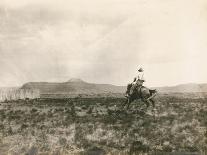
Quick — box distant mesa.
[67,78,85,83]
[20,78,125,96]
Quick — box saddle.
[129,84,156,96]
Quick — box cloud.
[0,0,207,86]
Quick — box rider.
[125,67,145,97]
[135,67,145,85]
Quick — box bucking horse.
[124,85,157,109]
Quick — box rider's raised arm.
[133,77,137,82]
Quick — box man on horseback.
[124,67,157,110]
[126,67,145,97]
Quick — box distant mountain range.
[20,79,207,95]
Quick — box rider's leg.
[129,84,136,95]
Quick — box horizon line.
[0,79,206,88]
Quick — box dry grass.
[0,95,206,155]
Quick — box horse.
[124,85,157,109]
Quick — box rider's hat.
[138,67,144,72]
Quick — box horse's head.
[149,89,157,94]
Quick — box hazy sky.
[0,0,207,87]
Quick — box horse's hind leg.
[142,99,150,108]
[150,98,155,108]
[126,99,131,110]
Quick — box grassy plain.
[0,93,206,155]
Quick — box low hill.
[155,83,207,93]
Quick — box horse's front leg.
[126,102,131,110]
[122,97,129,109]
[124,97,133,110]
[126,97,131,109]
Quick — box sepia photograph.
[0,0,206,154]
